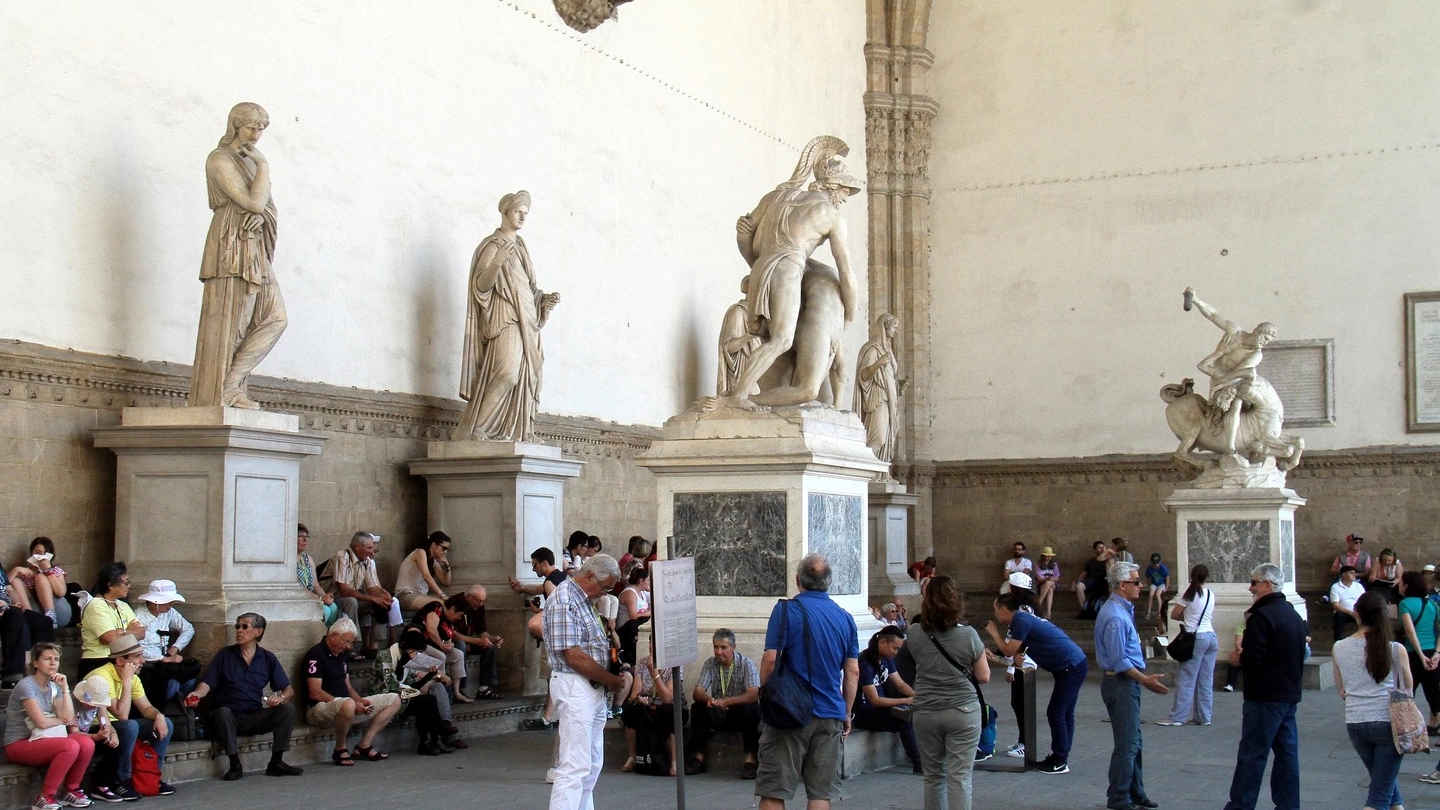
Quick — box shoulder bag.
[1168,589,1210,663]
[758,598,815,729]
[1390,641,1431,754]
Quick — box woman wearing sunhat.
[1034,548,1060,620]
[134,580,200,703]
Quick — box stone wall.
[932,448,1440,599]
[0,340,659,591]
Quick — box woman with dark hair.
[852,626,921,773]
[8,537,75,628]
[78,563,142,678]
[1332,591,1411,810]
[1158,564,1217,726]
[910,574,989,809]
[1398,569,1440,734]
[394,532,452,611]
[1368,547,1404,604]
[617,566,652,666]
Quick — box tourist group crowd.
[0,528,504,810]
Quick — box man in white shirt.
[1003,542,1034,592]
[134,579,200,702]
[1329,565,1364,642]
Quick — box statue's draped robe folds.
[189,149,286,407]
[717,301,752,397]
[854,339,898,462]
[743,188,808,326]
[456,232,545,441]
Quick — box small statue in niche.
[706,136,860,411]
[453,191,560,442]
[716,276,760,397]
[189,102,287,409]
[1160,288,1303,475]
[854,313,908,464]
[553,0,632,32]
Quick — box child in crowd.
[1145,553,1170,620]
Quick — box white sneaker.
[1155,720,1183,726]
[1221,685,1234,693]
[32,797,61,810]
[1004,743,1025,758]
[1420,770,1440,785]
[546,768,557,784]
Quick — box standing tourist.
[1332,591,1412,810]
[1095,561,1167,810]
[1398,571,1440,737]
[755,554,859,810]
[910,575,988,810]
[1222,564,1307,810]
[543,555,626,810]
[189,102,286,409]
[1158,565,1217,726]
[985,590,1087,773]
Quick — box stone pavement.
[156,676,1440,810]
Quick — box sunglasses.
[235,623,257,630]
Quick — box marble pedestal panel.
[637,407,889,661]
[409,441,583,695]
[1163,485,1307,659]
[92,407,327,669]
[869,480,919,599]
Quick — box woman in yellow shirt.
[78,564,143,678]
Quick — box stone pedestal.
[869,480,919,600]
[637,406,890,659]
[408,440,583,695]
[1163,484,1308,658]
[92,407,327,668]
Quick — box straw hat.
[73,674,112,708]
[107,633,143,658]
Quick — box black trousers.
[211,703,296,757]
[688,701,760,755]
[0,607,53,677]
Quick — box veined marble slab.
[808,493,862,595]
[672,492,787,597]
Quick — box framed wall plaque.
[1405,291,1440,432]
[1264,339,1334,428]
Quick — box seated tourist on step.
[386,636,467,750]
[622,643,685,775]
[853,625,922,773]
[7,537,75,628]
[1072,540,1111,616]
[685,628,761,778]
[451,587,504,700]
[406,598,470,704]
[371,642,455,756]
[78,563,142,679]
[304,618,402,766]
[0,566,55,688]
[296,524,340,626]
[86,633,175,801]
[4,642,96,810]
[394,531,454,612]
[133,580,200,703]
[184,612,303,781]
[328,532,403,657]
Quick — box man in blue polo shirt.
[986,590,1088,774]
[1095,561,1168,810]
[756,553,859,810]
[185,612,303,781]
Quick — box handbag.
[1168,589,1211,662]
[758,599,815,729]
[1390,642,1431,754]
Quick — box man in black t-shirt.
[303,618,402,763]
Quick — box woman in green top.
[1398,570,1440,732]
[909,575,990,810]
[78,563,142,678]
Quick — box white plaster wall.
[927,2,1440,459]
[0,0,867,426]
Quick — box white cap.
[1008,571,1034,591]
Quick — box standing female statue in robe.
[453,191,560,442]
[854,313,902,463]
[189,102,287,409]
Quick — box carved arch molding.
[865,0,936,553]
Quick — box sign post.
[650,557,698,810]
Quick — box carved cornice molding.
[0,340,658,458]
[933,447,1440,488]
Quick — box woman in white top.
[1332,591,1412,810]
[1158,564,1217,726]
[394,532,453,611]
[617,567,652,666]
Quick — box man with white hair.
[543,554,627,810]
[303,617,402,765]
[1095,560,1167,810]
[329,532,402,656]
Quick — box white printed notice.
[1416,298,1440,425]
[650,558,699,670]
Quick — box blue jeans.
[1101,674,1147,808]
[1347,721,1403,809]
[109,717,170,783]
[1168,631,1218,723]
[1047,660,1087,762]
[1223,700,1299,810]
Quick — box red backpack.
[130,741,161,796]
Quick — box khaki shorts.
[753,718,844,802]
[306,692,400,727]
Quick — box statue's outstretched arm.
[1186,288,1237,333]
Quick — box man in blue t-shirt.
[986,591,1089,774]
[757,554,859,810]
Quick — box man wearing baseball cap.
[88,634,174,801]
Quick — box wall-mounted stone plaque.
[672,492,787,597]
[1264,339,1334,428]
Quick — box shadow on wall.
[677,295,703,408]
[408,217,457,399]
[96,141,153,360]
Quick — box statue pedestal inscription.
[637,406,889,654]
[1162,485,1307,661]
[92,407,326,668]
[869,480,919,599]
[409,440,582,695]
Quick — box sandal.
[453,693,475,704]
[475,688,504,700]
[332,748,355,766]
[354,745,389,761]
[621,756,635,773]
